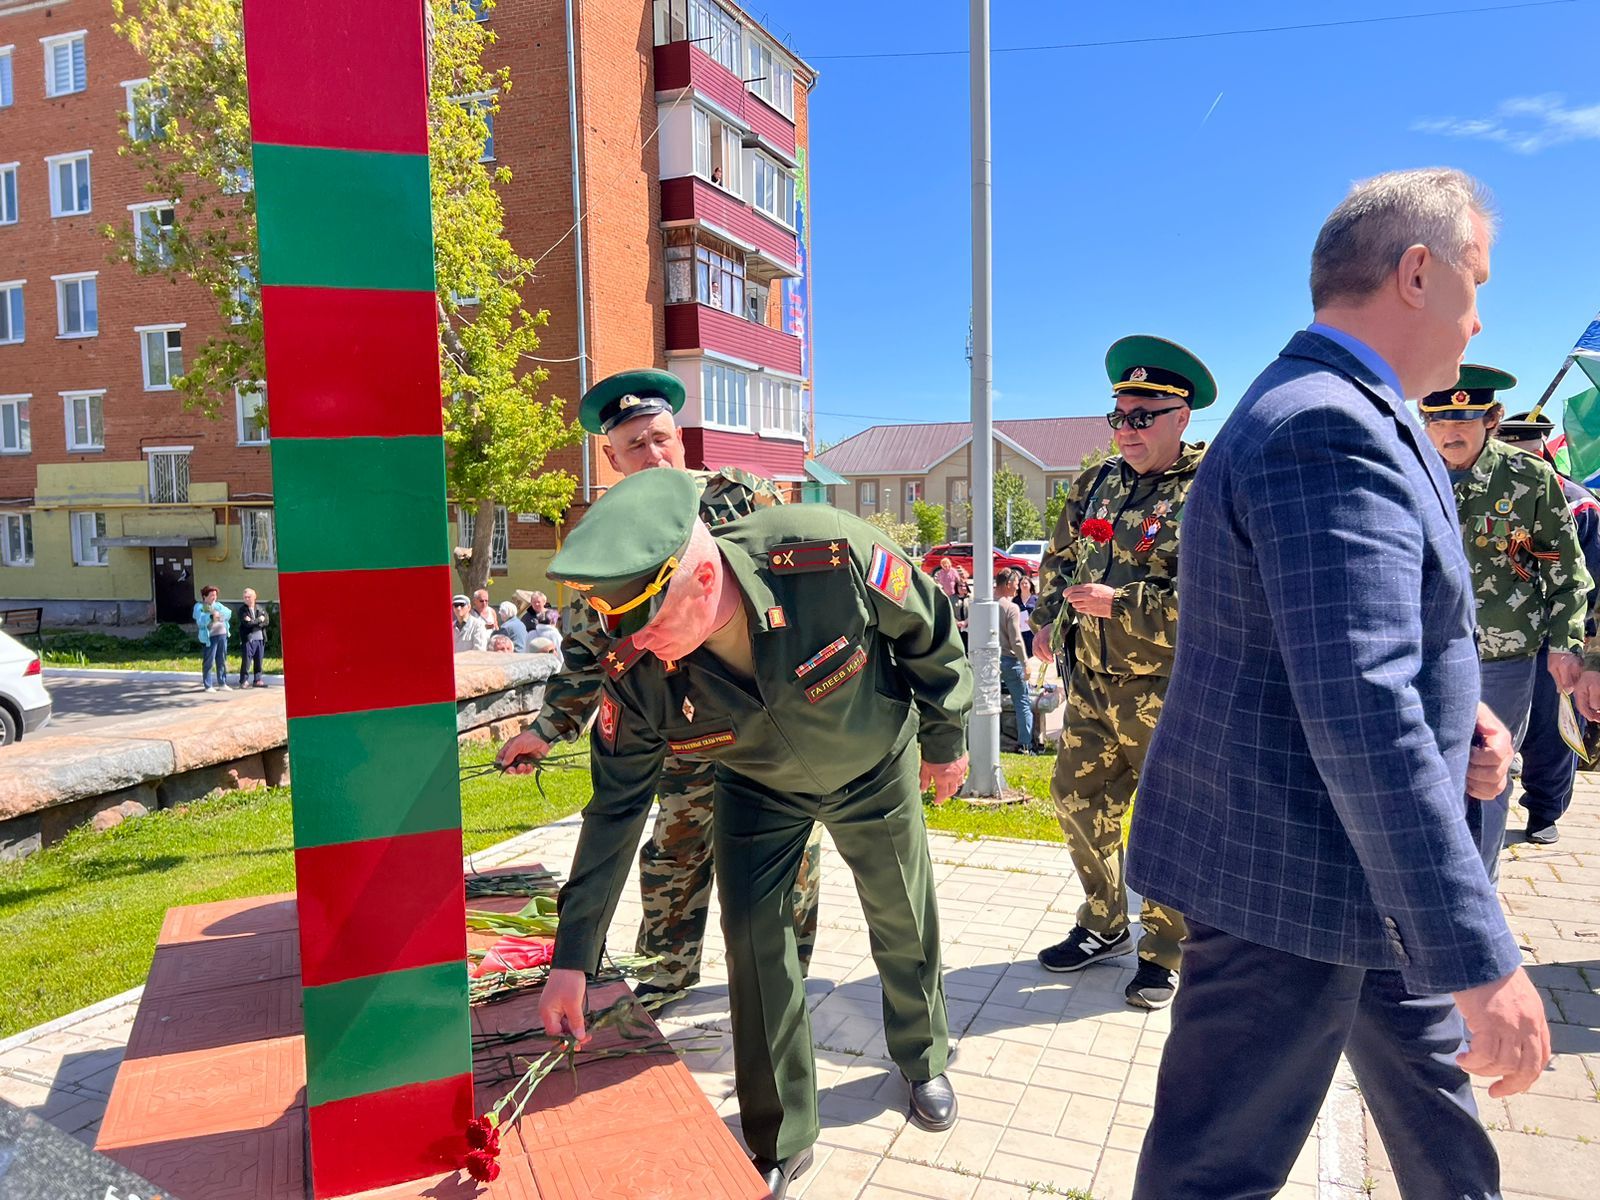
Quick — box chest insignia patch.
[669,727,737,755]
[795,636,851,680]
[1153,500,1171,518]
[597,693,621,752]
[805,646,868,703]
[605,637,647,680]
[1494,497,1513,515]
[767,606,787,628]
[1134,516,1162,554]
[769,540,846,573]
[682,697,695,722]
[866,544,912,606]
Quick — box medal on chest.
[1133,500,1171,554]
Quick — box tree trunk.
[464,496,496,595]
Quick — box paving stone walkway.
[1,779,1596,1199]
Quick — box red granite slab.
[100,1109,306,1200]
[158,893,299,944]
[97,1037,306,1147]
[125,976,302,1061]
[143,928,300,999]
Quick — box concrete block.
[262,746,290,788]
[156,755,267,809]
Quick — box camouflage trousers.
[636,752,823,990]
[1051,669,1187,970]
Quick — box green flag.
[1561,380,1600,486]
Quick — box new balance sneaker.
[1037,926,1132,973]
[1125,959,1178,1010]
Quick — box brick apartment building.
[0,0,816,623]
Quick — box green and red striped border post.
[241,2,472,1194]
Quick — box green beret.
[1106,335,1217,410]
[1418,364,1517,419]
[578,368,686,436]
[548,469,700,634]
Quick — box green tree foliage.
[992,468,1043,546]
[912,498,946,550]
[1044,480,1069,536]
[109,0,580,591]
[864,511,918,555]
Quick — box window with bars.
[147,449,190,504]
[71,511,107,566]
[55,274,97,337]
[139,326,183,389]
[1,396,31,453]
[42,32,86,98]
[1,513,32,567]
[48,152,91,217]
[64,391,103,451]
[0,163,16,224]
[459,505,510,569]
[237,383,268,445]
[0,281,21,344]
[132,203,176,267]
[242,509,276,568]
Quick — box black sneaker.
[1526,821,1560,845]
[1037,926,1132,973]
[1125,960,1177,1010]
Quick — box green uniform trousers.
[713,734,948,1162]
[1051,669,1187,970]
[636,751,823,990]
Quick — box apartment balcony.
[665,303,803,376]
[654,39,797,162]
[660,176,800,280]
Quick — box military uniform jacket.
[531,467,785,744]
[1452,438,1589,662]
[552,504,974,972]
[1033,443,1205,677]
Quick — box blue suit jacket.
[1127,331,1522,996]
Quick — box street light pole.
[963,0,1004,797]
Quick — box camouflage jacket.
[1451,438,1589,662]
[1033,442,1205,678]
[530,466,785,743]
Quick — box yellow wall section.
[7,510,156,601]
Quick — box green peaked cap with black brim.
[548,468,701,636]
[1105,335,1217,410]
[1497,407,1554,442]
[578,368,686,436]
[1418,364,1518,420]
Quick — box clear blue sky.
[759,0,1600,447]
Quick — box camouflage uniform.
[529,467,824,990]
[1033,443,1205,970]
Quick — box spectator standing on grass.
[496,602,527,652]
[194,587,231,692]
[237,588,270,689]
[453,594,489,653]
[994,569,1036,754]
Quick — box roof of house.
[816,417,1112,476]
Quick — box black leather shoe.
[905,1072,958,1131]
[751,1148,813,1199]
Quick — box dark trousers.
[1134,922,1499,1200]
[239,638,265,684]
[1470,654,1537,883]
[714,734,948,1162]
[1521,644,1580,828]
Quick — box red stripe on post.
[296,828,467,987]
[243,0,429,156]
[262,287,445,440]
[308,1073,475,1197]
[279,566,456,720]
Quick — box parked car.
[0,630,52,745]
[1005,540,1047,571]
[920,542,1038,579]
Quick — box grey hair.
[1310,168,1497,310]
[498,601,518,619]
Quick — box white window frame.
[41,31,87,98]
[700,361,750,432]
[458,505,510,570]
[242,508,277,568]
[757,375,804,440]
[691,106,742,194]
[70,511,108,567]
[0,279,22,345]
[0,394,30,454]
[52,271,98,338]
[46,150,92,217]
[748,151,796,229]
[236,381,268,445]
[687,1,740,74]
[0,46,14,109]
[137,323,185,391]
[859,481,878,511]
[122,78,167,140]
[129,200,177,268]
[0,162,17,224]
[1,512,32,567]
[456,91,496,162]
[62,390,105,452]
[144,444,192,504]
[746,37,795,120]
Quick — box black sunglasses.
[1107,405,1185,431]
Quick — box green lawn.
[40,626,286,676]
[0,744,1063,1039]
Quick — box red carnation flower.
[465,1117,499,1152]
[1080,518,1115,545]
[466,1150,502,1183]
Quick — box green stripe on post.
[289,703,463,850]
[302,960,471,1107]
[255,143,435,292]
[271,436,450,573]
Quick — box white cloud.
[1413,94,1600,154]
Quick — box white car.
[0,630,52,745]
[1006,540,1047,570]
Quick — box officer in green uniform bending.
[1419,365,1590,881]
[1031,336,1213,1011]
[525,468,972,1198]
[497,368,823,1008]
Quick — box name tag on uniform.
[805,646,868,703]
[669,726,738,755]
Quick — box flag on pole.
[1548,432,1574,477]
[1557,315,1600,485]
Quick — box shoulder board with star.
[767,539,848,574]
[604,636,649,680]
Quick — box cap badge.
[1129,366,1148,382]
[1451,390,1470,406]
[619,394,644,409]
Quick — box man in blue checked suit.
[1127,168,1550,1200]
